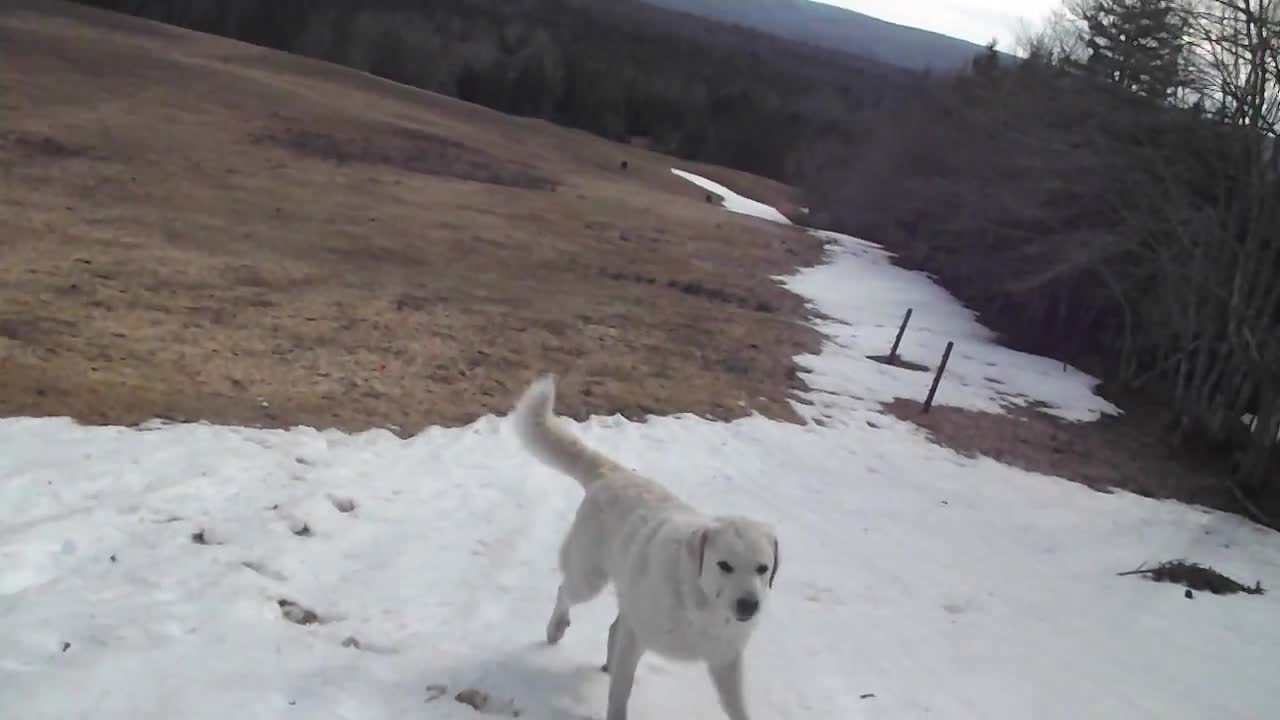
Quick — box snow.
[780,229,1121,424]
[671,168,794,225]
[2,173,1279,720]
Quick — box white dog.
[509,375,779,720]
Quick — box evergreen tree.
[1077,0,1186,100]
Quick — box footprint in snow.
[190,528,228,546]
[241,560,287,582]
[328,494,357,514]
[340,635,397,655]
[277,598,330,626]
[446,687,522,717]
[269,506,315,538]
[942,598,980,615]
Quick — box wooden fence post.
[923,341,954,413]
[889,308,913,363]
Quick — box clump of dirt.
[190,529,224,545]
[445,681,514,712]
[1118,560,1266,596]
[277,598,323,625]
[454,688,489,711]
[0,130,90,159]
[250,124,556,191]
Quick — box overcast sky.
[818,0,1060,49]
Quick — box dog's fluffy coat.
[510,375,779,720]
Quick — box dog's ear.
[689,526,710,575]
[768,535,779,588]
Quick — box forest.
[807,0,1280,516]
[70,0,918,180]
[72,0,1279,517]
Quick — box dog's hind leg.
[546,519,607,645]
[546,568,606,644]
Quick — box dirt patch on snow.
[882,396,1276,526]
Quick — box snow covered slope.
[1,171,1277,720]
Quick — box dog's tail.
[510,374,622,489]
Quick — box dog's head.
[689,516,779,624]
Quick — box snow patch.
[671,167,793,224]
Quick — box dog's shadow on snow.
[446,641,605,719]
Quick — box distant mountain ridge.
[638,0,1006,71]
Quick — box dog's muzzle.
[734,594,759,621]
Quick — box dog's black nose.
[734,595,759,620]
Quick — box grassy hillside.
[65,0,921,183]
[0,0,824,433]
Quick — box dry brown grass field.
[0,0,824,434]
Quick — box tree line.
[806,0,1279,516]
[71,0,918,180]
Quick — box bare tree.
[826,0,1280,511]
[1182,0,1280,133]
[1098,0,1280,501]
[1014,7,1089,64]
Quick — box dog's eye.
[756,564,769,575]
[716,561,734,574]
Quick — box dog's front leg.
[708,654,751,720]
[601,613,621,673]
[605,618,641,720]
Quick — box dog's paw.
[546,613,570,644]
